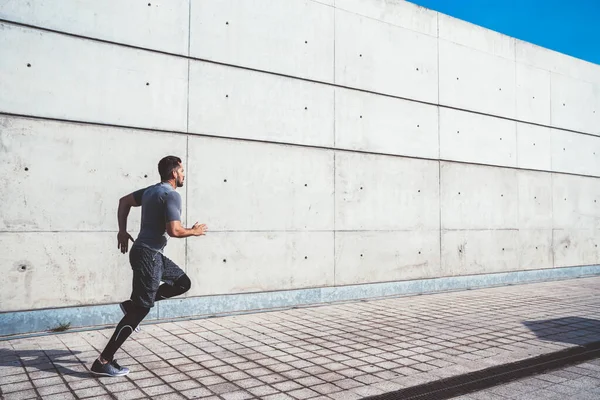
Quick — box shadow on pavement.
[0,348,91,378]
[523,316,600,345]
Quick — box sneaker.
[119,300,141,332]
[90,358,130,377]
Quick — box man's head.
[158,156,184,187]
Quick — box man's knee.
[175,274,191,293]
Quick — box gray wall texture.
[1,0,600,335]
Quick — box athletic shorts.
[129,245,185,308]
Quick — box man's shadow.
[0,348,91,378]
[523,317,600,345]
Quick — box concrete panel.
[438,14,515,60]
[439,108,517,167]
[334,0,438,36]
[441,163,517,230]
[334,231,441,285]
[0,0,189,55]
[0,232,183,312]
[0,116,187,231]
[335,88,438,159]
[439,39,516,119]
[516,123,552,171]
[554,229,600,267]
[552,174,600,230]
[516,39,600,85]
[518,230,553,270]
[189,0,334,82]
[335,152,439,231]
[188,61,334,147]
[441,230,520,276]
[551,129,600,177]
[517,170,553,230]
[186,232,334,296]
[187,137,334,231]
[335,9,438,103]
[551,73,600,135]
[516,63,551,125]
[0,23,188,131]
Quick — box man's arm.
[117,190,144,254]
[164,191,207,238]
[166,220,207,238]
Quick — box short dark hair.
[158,156,182,181]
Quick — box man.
[91,155,207,376]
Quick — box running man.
[91,155,207,376]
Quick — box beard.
[177,178,184,187]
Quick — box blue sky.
[408,0,600,65]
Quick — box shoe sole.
[90,370,130,377]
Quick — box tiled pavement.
[2,276,600,400]
[452,357,600,399]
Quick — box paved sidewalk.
[2,276,600,400]
[453,357,600,399]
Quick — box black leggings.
[100,274,191,362]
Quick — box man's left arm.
[117,189,144,254]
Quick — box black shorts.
[129,245,185,308]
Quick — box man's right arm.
[164,191,207,238]
[166,220,207,238]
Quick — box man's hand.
[117,231,135,254]
[192,222,208,236]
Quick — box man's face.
[175,163,185,187]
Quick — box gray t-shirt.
[131,182,182,252]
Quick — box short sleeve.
[132,187,147,205]
[165,191,182,222]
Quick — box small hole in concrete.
[533,143,536,146]
[456,77,459,80]
[533,96,535,99]
[224,179,227,182]
[536,247,538,249]
[226,21,229,25]
[534,196,537,199]
[305,40,308,44]
[418,190,421,193]
[226,94,229,98]
[20,265,26,271]
[360,115,362,119]
[360,187,363,190]
[499,88,502,91]
[500,138,503,141]
[24,167,29,171]
[417,124,420,128]
[27,63,31,67]
[457,130,460,134]
[304,183,307,187]
[418,251,421,254]
[501,194,504,197]
[304,106,308,110]
[565,246,568,248]
[416,67,419,71]
[305,256,308,260]
[458,192,461,195]
[563,103,565,106]
[359,54,362,57]
[502,248,505,251]
[223,259,227,263]
[360,254,363,257]
[144,174,148,178]
[146,82,150,86]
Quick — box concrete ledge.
[2,265,599,337]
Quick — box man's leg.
[91,246,160,376]
[155,254,191,301]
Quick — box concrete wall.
[1,0,600,333]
